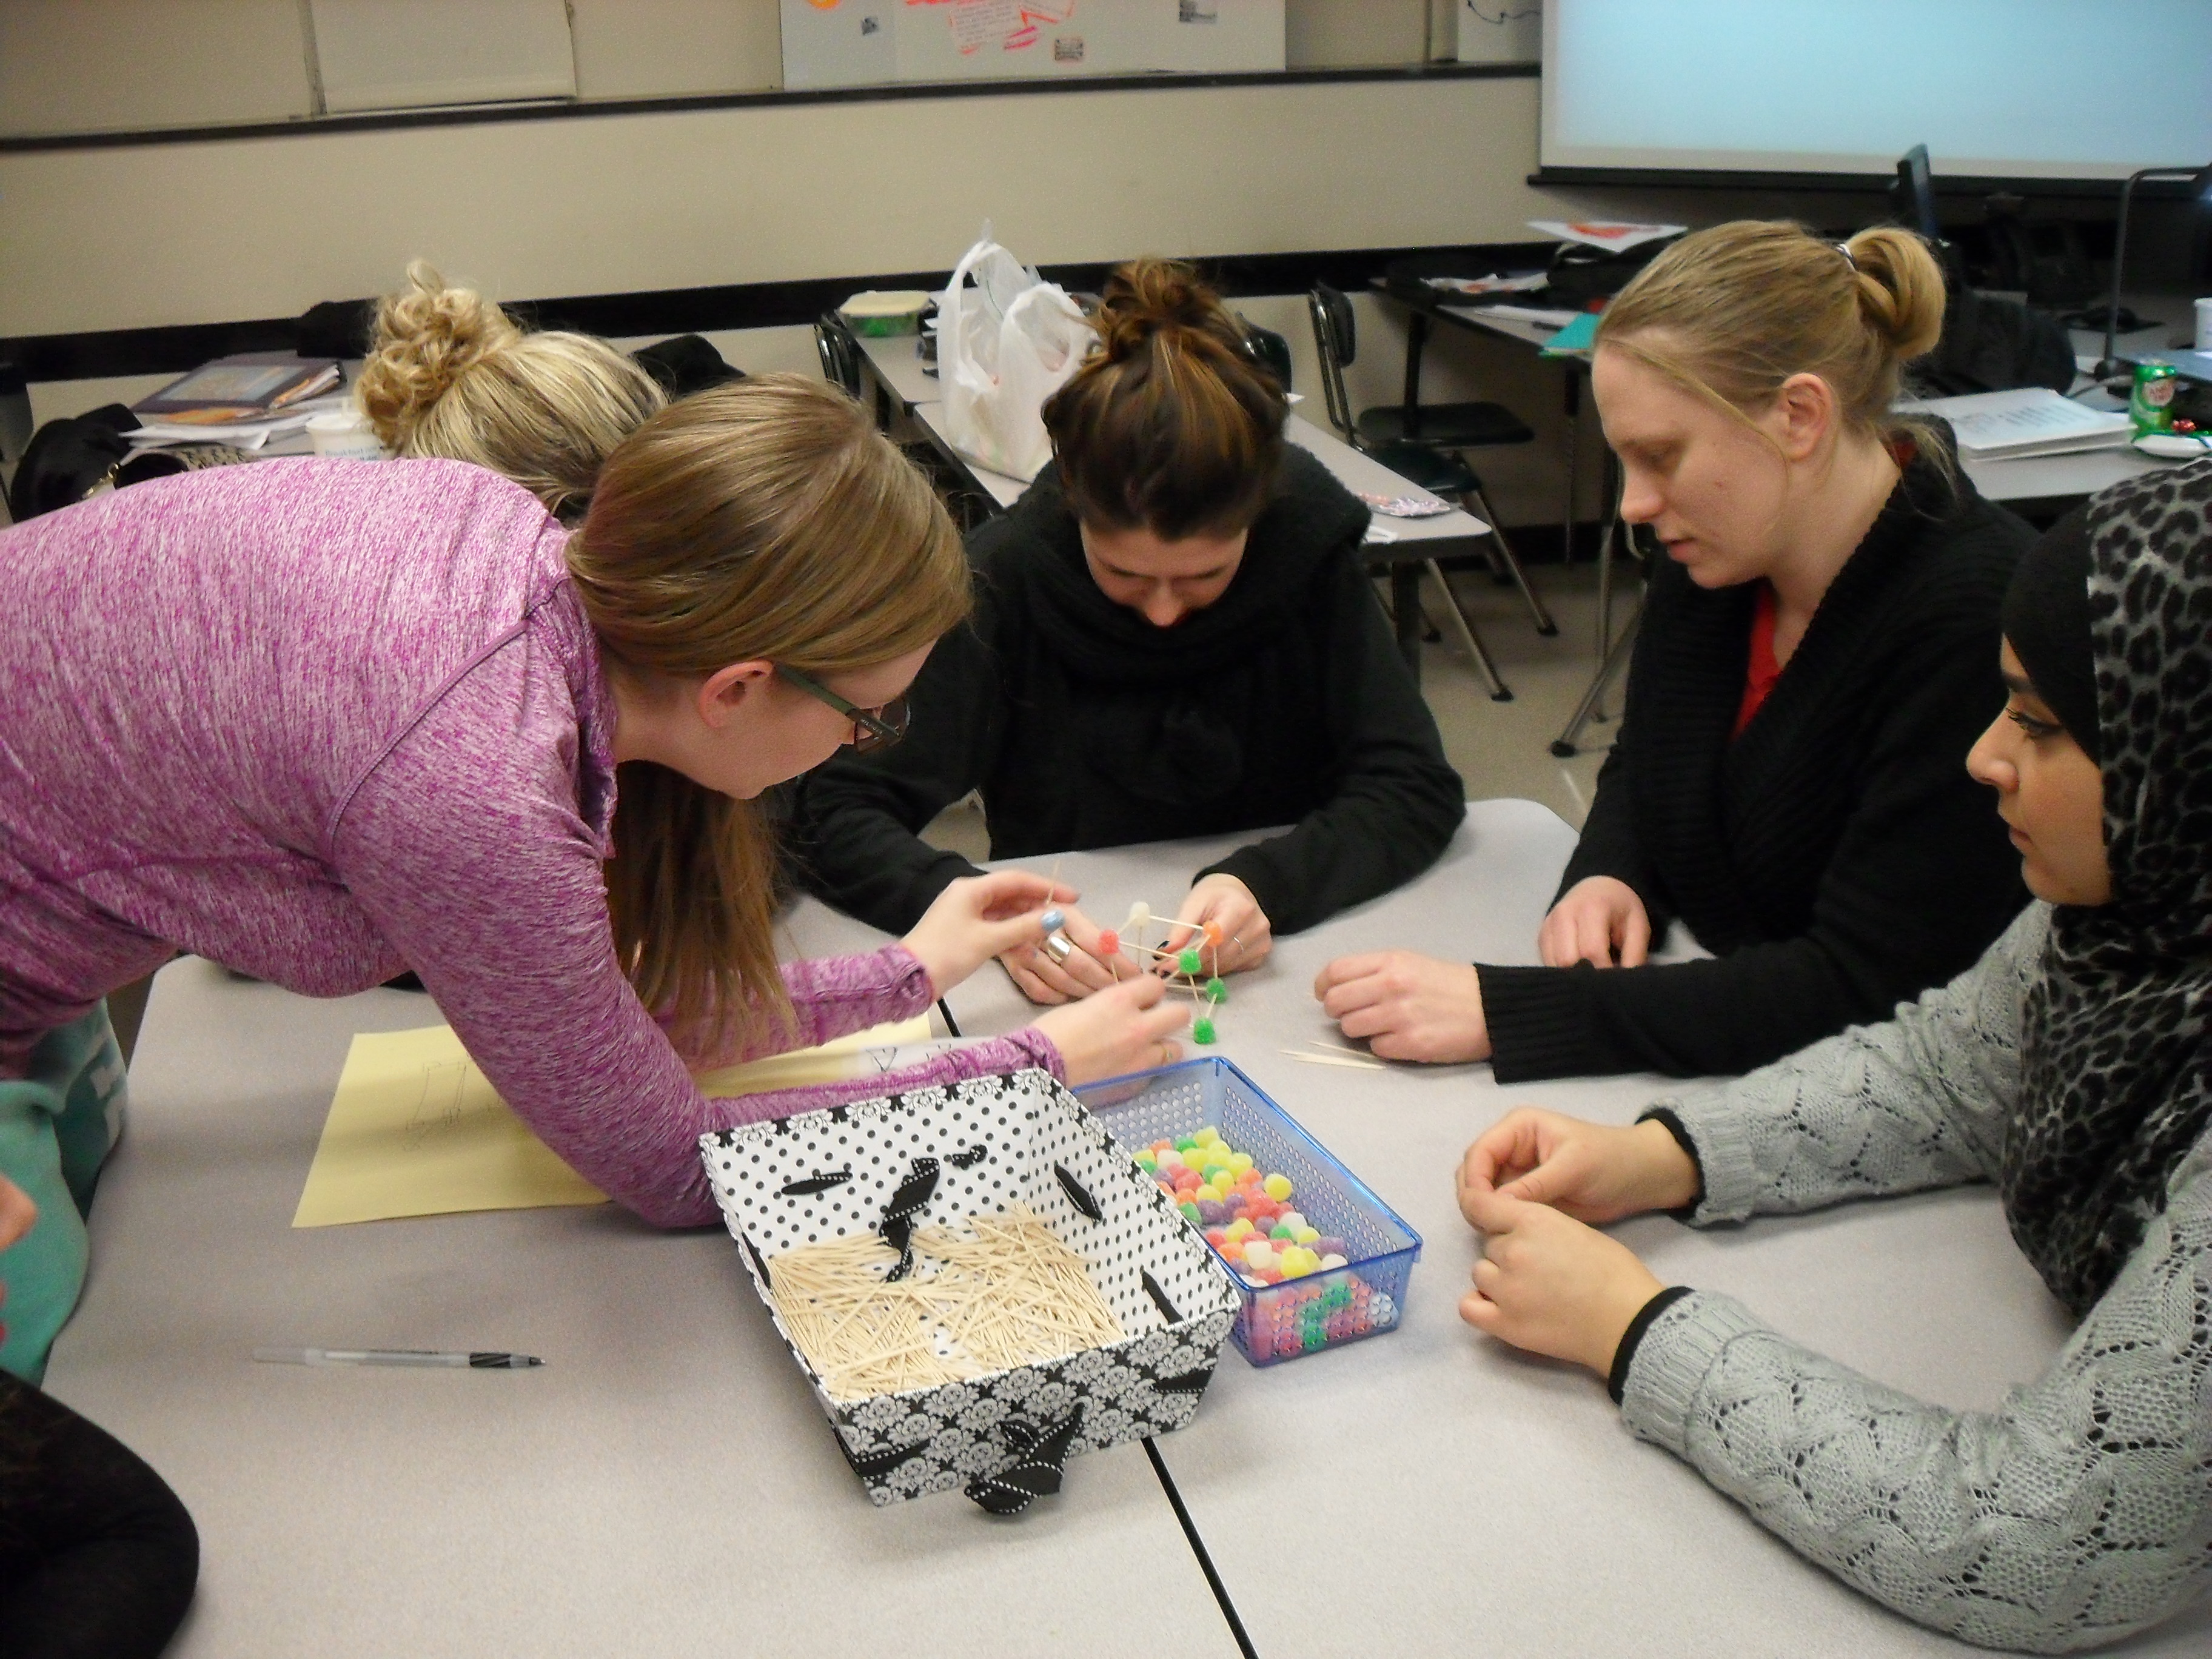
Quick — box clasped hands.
[1454,1108,1698,1379]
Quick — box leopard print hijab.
[2001,457,2212,1315]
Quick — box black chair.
[1238,316,1295,392]
[1308,282,1557,640]
[813,313,864,399]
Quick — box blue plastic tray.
[1078,1057,1421,1366]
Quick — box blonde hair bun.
[358,261,523,452]
[1842,226,1946,361]
[354,260,665,518]
[1597,220,1951,446]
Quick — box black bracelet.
[1608,1284,1695,1404]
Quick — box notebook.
[134,354,341,424]
[1895,388,2133,460]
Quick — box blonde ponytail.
[569,375,969,1053]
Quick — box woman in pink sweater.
[0,376,1185,1364]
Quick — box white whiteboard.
[782,0,1284,91]
[1456,1,1541,65]
[1542,0,2212,181]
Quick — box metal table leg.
[1560,368,1581,565]
[1390,563,1423,679]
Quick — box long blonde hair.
[568,375,969,1052]
[357,261,665,519]
[1595,221,1948,460]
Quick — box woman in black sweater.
[1318,221,2031,1081]
[797,260,1464,1002]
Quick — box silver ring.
[1043,931,1074,965]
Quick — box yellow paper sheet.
[293,1016,938,1227]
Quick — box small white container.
[305,409,385,460]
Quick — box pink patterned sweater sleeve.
[330,637,1059,1230]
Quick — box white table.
[44,963,1244,1657]
[933,801,2211,1655]
[856,332,942,420]
[53,800,2210,1655]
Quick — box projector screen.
[1541,0,2212,184]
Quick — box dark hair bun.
[1044,256,1287,539]
[1094,257,1234,361]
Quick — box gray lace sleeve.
[1620,1133,2212,1652]
[1651,904,2049,1224]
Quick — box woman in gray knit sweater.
[1454,459,2212,1652]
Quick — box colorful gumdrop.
[1177,947,1203,975]
[1192,1016,1217,1044]
[1096,928,1120,956]
[1204,976,1227,1004]
[1201,921,1223,947]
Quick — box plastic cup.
[306,410,386,460]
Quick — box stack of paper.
[1529,220,1686,252]
[1897,389,2133,460]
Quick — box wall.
[2,0,1941,532]
[0,0,1456,139]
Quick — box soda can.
[2130,362,2179,435]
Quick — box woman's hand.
[1538,876,1652,969]
[1158,874,1271,978]
[0,1173,38,1350]
[1456,1181,1665,1376]
[1031,974,1191,1084]
[1460,1109,1700,1225]
[902,871,1074,996]
[998,903,1138,1005]
[1312,950,1490,1062]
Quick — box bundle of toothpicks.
[768,1204,1123,1400]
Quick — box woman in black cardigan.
[1317,221,2031,1081]
[796,260,1464,1002]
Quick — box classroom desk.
[52,802,2212,1655]
[42,966,1245,1657]
[856,331,940,421]
[908,403,1510,691]
[930,800,2212,1657]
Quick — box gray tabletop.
[856,332,940,415]
[935,801,2211,1655]
[44,969,1242,1657]
[45,799,2210,1654]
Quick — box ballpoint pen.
[253,1346,542,1369]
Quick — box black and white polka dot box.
[700,1068,1242,1512]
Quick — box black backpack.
[1918,288,2076,396]
[7,404,136,522]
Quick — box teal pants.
[0,1003,126,1383]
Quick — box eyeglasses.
[775,665,911,754]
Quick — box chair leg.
[1463,481,1558,637]
[1551,597,1640,756]
[1423,560,1512,702]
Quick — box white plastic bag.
[936,230,1093,482]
